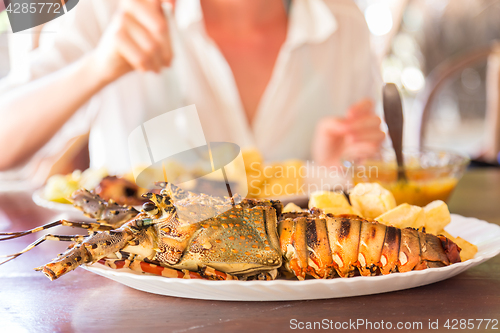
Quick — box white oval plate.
[32,189,144,222]
[32,189,96,221]
[82,214,500,301]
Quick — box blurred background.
[355,0,500,166]
[1,0,500,166]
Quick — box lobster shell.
[279,212,461,280]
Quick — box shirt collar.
[287,0,338,48]
[174,0,338,47]
[174,0,203,30]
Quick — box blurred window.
[415,0,500,157]
[359,0,500,158]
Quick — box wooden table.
[0,169,499,333]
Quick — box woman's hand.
[312,99,385,166]
[92,0,173,83]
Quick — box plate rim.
[32,188,74,211]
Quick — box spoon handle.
[383,83,407,182]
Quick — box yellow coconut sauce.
[381,177,458,206]
[354,163,459,206]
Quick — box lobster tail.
[438,235,462,264]
[279,211,462,279]
[326,217,362,277]
[380,226,401,275]
[306,217,334,279]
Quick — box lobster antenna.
[0,220,113,241]
[0,234,86,266]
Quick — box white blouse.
[0,0,381,177]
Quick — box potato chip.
[349,182,397,219]
[375,203,425,229]
[309,191,360,216]
[423,200,451,235]
[283,203,303,213]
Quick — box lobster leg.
[70,189,140,227]
[36,227,137,280]
[98,252,238,280]
[0,220,114,241]
[0,234,86,265]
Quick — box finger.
[345,115,382,133]
[155,0,173,65]
[159,17,173,66]
[125,0,168,41]
[343,142,381,160]
[318,117,349,137]
[348,129,385,144]
[346,99,374,119]
[116,27,153,72]
[128,0,172,66]
[124,13,163,72]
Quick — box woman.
[0,0,384,176]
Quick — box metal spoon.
[383,83,408,183]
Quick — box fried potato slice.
[349,183,397,219]
[441,231,478,261]
[43,173,80,204]
[242,149,266,197]
[423,200,451,235]
[309,191,360,216]
[260,160,304,197]
[44,168,109,204]
[375,203,425,229]
[283,202,303,213]
[243,149,305,198]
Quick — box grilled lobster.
[278,211,460,280]
[0,184,461,281]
